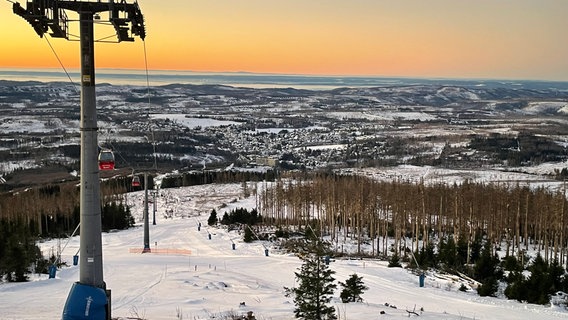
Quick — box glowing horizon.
[1,0,567,81]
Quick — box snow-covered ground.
[1,183,568,319]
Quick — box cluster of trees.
[0,219,48,282]
[0,198,133,283]
[260,173,568,305]
[160,169,276,188]
[285,239,368,319]
[409,239,503,296]
[411,234,483,272]
[0,177,135,282]
[101,202,135,231]
[469,132,566,166]
[0,183,79,236]
[504,254,568,305]
[211,208,262,243]
[423,241,568,304]
[100,139,201,170]
[260,173,568,266]
[0,177,136,238]
[219,208,262,226]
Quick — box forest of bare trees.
[0,177,134,282]
[4,170,567,268]
[259,173,568,268]
[0,168,276,235]
[0,177,130,236]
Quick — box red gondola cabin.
[131,175,141,187]
[98,149,115,170]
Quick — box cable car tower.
[12,1,145,319]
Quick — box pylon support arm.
[13,0,145,41]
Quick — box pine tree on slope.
[207,209,217,226]
[285,240,337,319]
[339,273,368,303]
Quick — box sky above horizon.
[1,0,567,81]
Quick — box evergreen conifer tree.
[439,236,457,270]
[0,219,42,282]
[469,234,483,264]
[221,212,230,225]
[504,270,527,302]
[474,241,502,297]
[243,225,255,243]
[339,273,368,303]
[524,253,562,305]
[285,240,337,319]
[456,235,469,272]
[388,253,402,268]
[411,242,437,270]
[207,209,217,226]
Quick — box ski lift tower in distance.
[12,1,145,319]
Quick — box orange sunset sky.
[1,0,567,81]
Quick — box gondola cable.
[143,39,158,171]
[99,40,154,176]
[35,11,156,177]
[44,36,78,93]
[39,17,118,171]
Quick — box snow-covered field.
[1,183,568,319]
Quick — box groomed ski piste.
[1,180,568,319]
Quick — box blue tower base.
[62,282,108,320]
